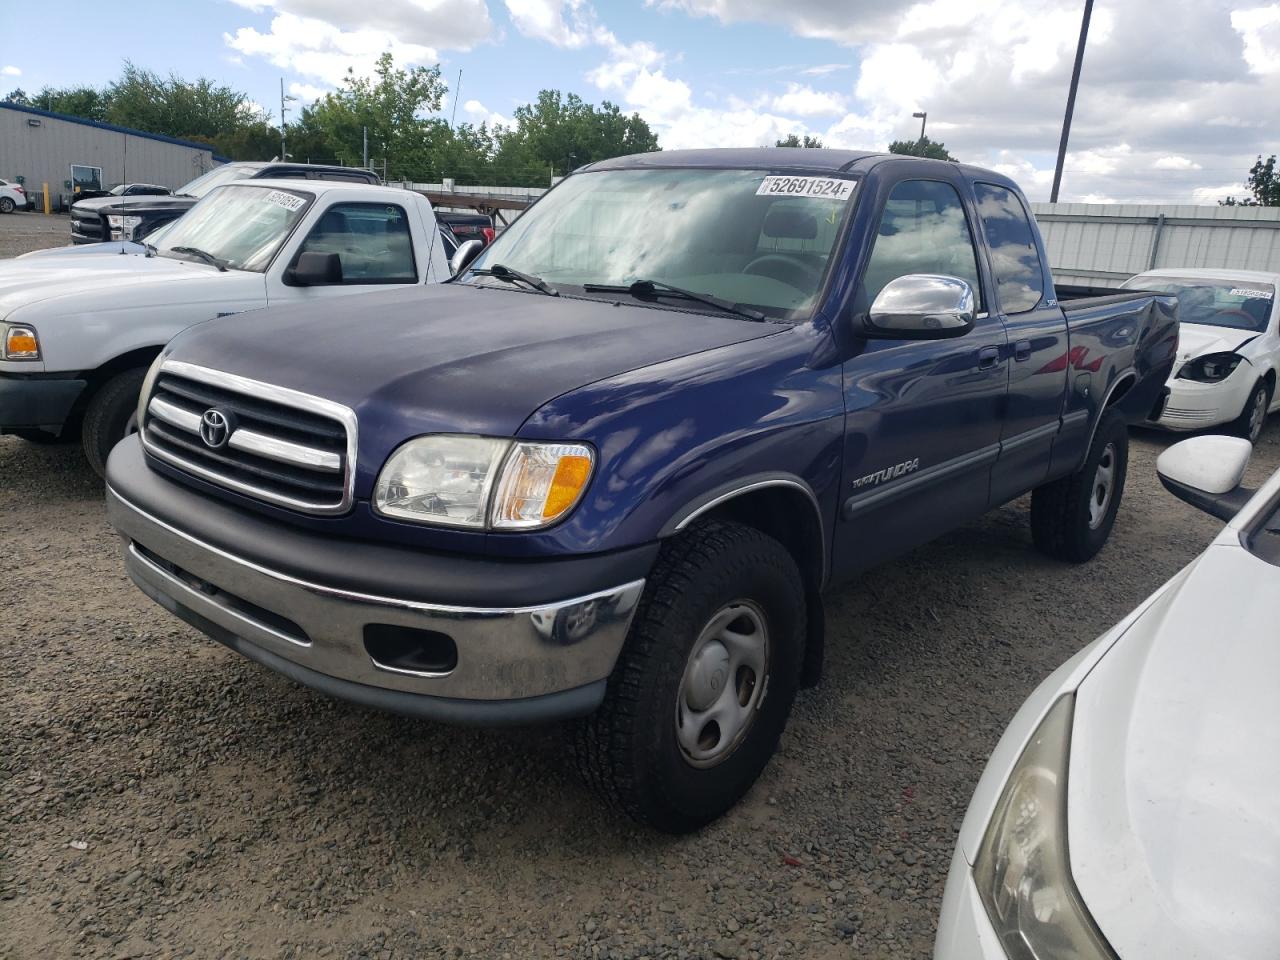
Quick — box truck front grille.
[139,361,356,515]
[71,214,103,238]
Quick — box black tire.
[0,197,13,214]
[569,520,806,833]
[1228,379,1271,443]
[81,368,147,478]
[1031,410,1128,563]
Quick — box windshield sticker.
[263,190,306,211]
[1229,287,1273,300]
[756,176,855,201]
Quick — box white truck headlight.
[973,695,1116,960]
[2,323,41,360]
[106,215,142,228]
[373,436,594,530]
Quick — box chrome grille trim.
[228,428,342,473]
[148,395,201,432]
[140,359,358,515]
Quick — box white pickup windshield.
[155,185,312,273]
[468,168,858,320]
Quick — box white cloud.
[228,0,490,50]
[1,65,20,77]
[463,98,513,128]
[1153,156,1203,171]
[1233,5,1280,74]
[288,82,328,104]
[770,83,845,116]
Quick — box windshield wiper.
[582,279,767,322]
[474,263,558,296]
[170,245,228,272]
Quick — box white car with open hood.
[934,432,1280,960]
[1123,268,1279,441]
[0,179,450,474]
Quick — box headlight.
[106,215,142,228]
[973,695,1116,960]
[1177,351,1243,382]
[373,436,594,530]
[2,323,41,360]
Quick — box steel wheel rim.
[1088,442,1116,530]
[675,601,769,769]
[1248,389,1266,441]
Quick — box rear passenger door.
[973,182,1068,505]
[834,177,1010,577]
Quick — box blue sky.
[4,0,1280,203]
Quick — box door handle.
[1014,339,1032,362]
[978,346,1000,369]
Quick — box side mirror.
[450,238,484,276]
[288,251,343,286]
[1156,435,1254,521]
[864,274,976,340]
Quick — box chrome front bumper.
[107,486,645,723]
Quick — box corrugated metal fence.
[1030,202,1280,286]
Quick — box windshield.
[467,168,858,320]
[155,184,312,272]
[176,163,258,198]
[1129,277,1274,332]
[108,184,127,196]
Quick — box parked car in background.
[436,211,496,245]
[72,182,171,204]
[935,432,1278,960]
[1,180,448,473]
[104,149,1177,832]
[1123,268,1278,441]
[70,161,382,244]
[0,179,29,213]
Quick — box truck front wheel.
[1030,410,1129,562]
[569,520,806,833]
[82,368,147,478]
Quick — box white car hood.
[1067,542,1280,960]
[0,252,217,319]
[1175,323,1259,364]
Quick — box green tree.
[1222,154,1279,207]
[32,84,112,121]
[105,62,265,142]
[4,88,31,105]
[888,136,956,161]
[498,90,659,178]
[775,134,823,148]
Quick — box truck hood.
[168,283,785,449]
[1067,542,1280,960]
[71,195,192,216]
[0,253,230,319]
[1175,323,1257,363]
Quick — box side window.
[862,179,982,309]
[295,202,417,283]
[974,183,1045,314]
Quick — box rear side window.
[974,183,1045,314]
[862,179,983,308]
[295,202,417,283]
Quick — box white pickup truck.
[0,180,449,473]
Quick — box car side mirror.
[1156,435,1255,521]
[864,274,976,340]
[288,251,343,286]
[450,238,484,276]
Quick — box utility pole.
[279,79,296,161]
[913,111,927,144]
[450,69,463,129]
[1050,0,1094,203]
[362,126,368,169]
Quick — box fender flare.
[1079,366,1137,467]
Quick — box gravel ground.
[0,212,72,258]
[3,214,1278,958]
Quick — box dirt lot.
[0,212,72,258]
[3,214,1277,959]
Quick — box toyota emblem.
[199,408,232,449]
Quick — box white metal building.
[0,102,226,209]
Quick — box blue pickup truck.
[104,149,1177,831]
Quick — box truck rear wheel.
[569,520,805,833]
[82,368,147,478]
[1030,410,1128,562]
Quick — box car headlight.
[106,215,142,228]
[973,695,1116,960]
[373,436,594,530]
[1177,351,1244,382]
[2,323,41,360]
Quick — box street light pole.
[912,111,927,144]
[1050,0,1094,203]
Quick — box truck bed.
[1054,284,1158,314]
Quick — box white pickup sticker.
[263,190,306,211]
[1229,287,1273,300]
[756,176,855,201]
